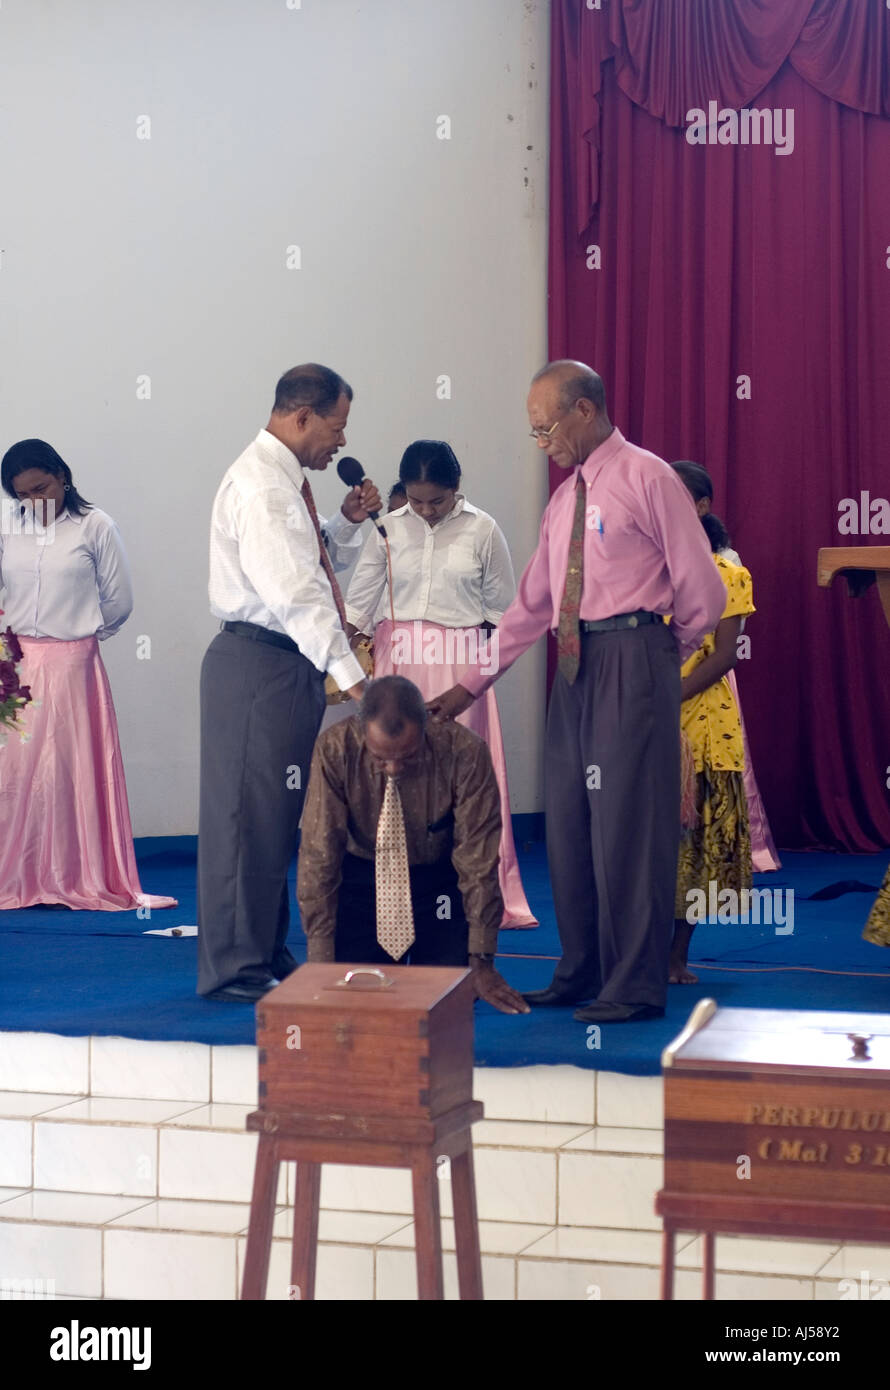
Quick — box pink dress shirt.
[460,428,727,697]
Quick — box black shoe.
[522,987,589,1007]
[572,1001,664,1024]
[271,954,298,981]
[205,976,279,1003]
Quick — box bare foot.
[669,960,699,984]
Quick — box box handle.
[661,997,717,1069]
[335,968,394,990]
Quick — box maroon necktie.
[301,477,347,627]
[556,473,586,684]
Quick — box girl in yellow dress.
[863,870,890,946]
[669,469,756,983]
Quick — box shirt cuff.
[306,935,336,963]
[457,666,489,698]
[327,508,362,542]
[468,923,500,957]
[328,651,365,692]
[345,605,375,632]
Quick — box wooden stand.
[240,963,484,1301]
[656,1000,890,1300]
[241,1101,484,1300]
[659,1194,890,1300]
[817,545,890,627]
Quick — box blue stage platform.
[1,836,888,1076]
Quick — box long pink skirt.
[374,619,537,928]
[725,668,781,872]
[0,636,177,911]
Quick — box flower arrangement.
[0,612,32,746]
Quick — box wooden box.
[255,963,475,1121]
[661,1001,890,1211]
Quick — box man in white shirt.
[197,363,381,1002]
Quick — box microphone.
[337,456,387,537]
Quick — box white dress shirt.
[0,505,133,641]
[345,495,516,632]
[209,429,365,691]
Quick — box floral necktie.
[375,776,415,960]
[556,473,586,684]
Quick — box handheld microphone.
[337,456,387,537]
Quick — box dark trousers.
[196,629,326,995]
[333,853,469,966]
[544,621,681,1007]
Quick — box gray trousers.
[544,621,681,1007]
[196,628,326,995]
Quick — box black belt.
[221,620,300,653]
[580,610,661,633]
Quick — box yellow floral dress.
[863,868,890,946]
[675,555,756,919]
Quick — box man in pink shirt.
[430,361,726,1022]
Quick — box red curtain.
[549,0,890,852]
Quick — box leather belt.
[221,620,300,653]
[580,610,661,633]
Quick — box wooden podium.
[240,963,484,1301]
[657,1000,890,1299]
[817,545,890,627]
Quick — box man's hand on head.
[341,480,382,524]
[469,958,531,1015]
[426,683,474,722]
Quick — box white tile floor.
[0,1031,884,1300]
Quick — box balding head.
[527,360,612,471]
[531,361,607,414]
[358,676,427,778]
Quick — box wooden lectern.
[657,1000,890,1299]
[817,546,890,628]
[240,963,484,1301]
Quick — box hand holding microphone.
[337,457,386,537]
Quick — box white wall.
[0,0,550,835]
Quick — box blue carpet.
[0,837,888,1075]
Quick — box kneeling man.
[297,676,529,1015]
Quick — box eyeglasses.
[529,418,563,443]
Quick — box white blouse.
[0,505,133,641]
[345,495,516,632]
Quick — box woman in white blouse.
[346,440,537,928]
[0,439,176,911]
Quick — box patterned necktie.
[375,775,415,961]
[556,472,586,684]
[301,476,347,627]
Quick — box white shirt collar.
[255,429,305,489]
[405,492,468,529]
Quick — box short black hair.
[272,363,352,417]
[532,361,607,413]
[399,440,461,491]
[359,676,428,737]
[670,460,713,504]
[1,439,92,516]
[671,460,730,553]
[387,481,407,503]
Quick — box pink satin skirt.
[0,636,177,911]
[374,619,538,928]
[725,667,781,872]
